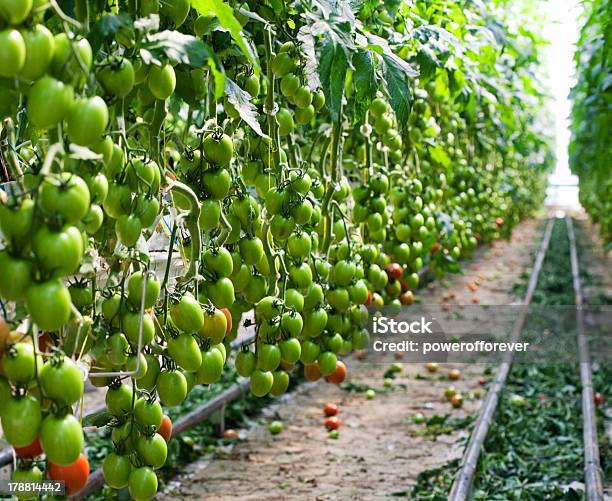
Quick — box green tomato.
[66,96,109,146]
[0,251,32,301]
[1,395,41,447]
[0,0,33,24]
[0,29,25,78]
[40,412,83,466]
[26,280,71,331]
[148,63,176,100]
[19,24,54,81]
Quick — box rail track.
[449,216,605,501]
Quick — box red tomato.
[323,403,338,417]
[364,290,373,307]
[594,392,604,406]
[430,242,442,254]
[495,217,504,227]
[385,263,403,280]
[47,453,90,495]
[304,363,322,382]
[324,416,341,430]
[325,361,347,384]
[14,435,43,458]
[158,414,172,442]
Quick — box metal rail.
[566,216,604,501]
[449,218,555,500]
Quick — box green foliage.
[570,0,612,246]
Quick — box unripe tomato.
[0,252,32,301]
[280,74,300,96]
[12,465,43,500]
[128,466,158,501]
[19,24,54,81]
[0,29,25,78]
[168,333,202,372]
[136,433,167,469]
[103,452,131,489]
[157,370,187,406]
[203,133,233,166]
[148,63,176,100]
[51,34,92,86]
[26,280,71,331]
[276,107,294,135]
[66,96,109,146]
[318,351,337,376]
[270,370,290,396]
[235,350,256,377]
[40,413,83,466]
[33,224,84,278]
[250,369,273,397]
[295,104,315,125]
[39,356,84,405]
[271,52,295,76]
[98,58,135,97]
[2,342,36,385]
[28,76,74,125]
[0,0,33,24]
[106,384,133,416]
[294,86,312,108]
[115,214,142,248]
[128,271,160,309]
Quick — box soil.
[157,218,545,500]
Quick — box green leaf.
[191,0,260,75]
[380,51,415,126]
[318,31,350,123]
[88,13,133,54]
[140,31,225,98]
[224,79,264,137]
[82,410,113,428]
[352,48,377,122]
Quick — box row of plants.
[0,0,552,498]
[570,0,612,246]
[412,219,611,500]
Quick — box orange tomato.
[304,362,322,382]
[220,307,232,334]
[325,361,347,384]
[47,453,90,495]
[158,414,172,442]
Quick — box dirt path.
[157,218,544,500]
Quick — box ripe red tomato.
[158,415,173,442]
[594,392,604,406]
[364,290,373,306]
[14,435,43,458]
[325,361,347,384]
[385,263,403,280]
[304,363,322,382]
[323,403,338,417]
[495,217,504,227]
[325,416,341,430]
[48,453,90,495]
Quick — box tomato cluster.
[0,0,551,498]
